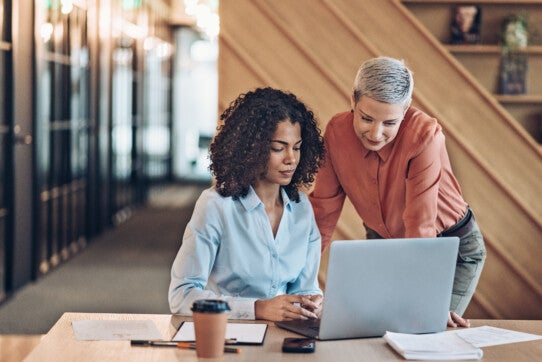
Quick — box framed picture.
[450,5,482,44]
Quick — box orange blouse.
[309,108,468,251]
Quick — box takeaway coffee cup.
[191,299,231,358]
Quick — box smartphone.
[281,337,316,353]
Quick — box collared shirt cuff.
[227,298,257,320]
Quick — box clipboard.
[172,321,268,345]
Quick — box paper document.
[173,321,268,345]
[72,320,163,341]
[453,326,542,347]
[384,331,483,360]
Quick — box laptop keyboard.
[275,318,321,338]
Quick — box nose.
[368,123,383,140]
[284,148,296,164]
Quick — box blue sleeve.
[168,190,222,314]
[168,189,258,319]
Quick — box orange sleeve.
[403,129,443,237]
[309,124,346,252]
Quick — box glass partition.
[110,1,141,223]
[111,0,173,224]
[172,27,216,181]
[142,37,172,181]
[34,0,90,274]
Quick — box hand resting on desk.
[255,294,322,321]
[448,311,471,328]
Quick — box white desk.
[19,312,542,361]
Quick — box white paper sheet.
[172,321,267,344]
[72,320,163,341]
[384,331,483,360]
[453,325,542,347]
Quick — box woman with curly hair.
[169,87,326,321]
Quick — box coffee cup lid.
[191,299,231,313]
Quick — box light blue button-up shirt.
[169,186,322,319]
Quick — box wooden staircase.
[219,0,542,319]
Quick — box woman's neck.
[253,183,282,208]
[253,183,283,238]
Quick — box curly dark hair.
[210,87,325,202]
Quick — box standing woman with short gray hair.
[310,56,486,328]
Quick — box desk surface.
[21,313,542,361]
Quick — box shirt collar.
[239,186,292,211]
[362,142,393,162]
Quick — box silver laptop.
[276,237,459,340]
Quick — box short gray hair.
[352,56,414,108]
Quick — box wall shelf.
[402,0,542,4]
[494,94,542,103]
[403,0,542,141]
[446,45,542,54]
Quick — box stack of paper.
[384,331,483,360]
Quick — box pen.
[130,340,242,353]
[131,340,181,347]
[131,338,237,345]
[177,342,241,354]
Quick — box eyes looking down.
[351,96,405,152]
[260,120,302,187]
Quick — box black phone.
[281,337,316,353]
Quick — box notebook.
[275,237,459,340]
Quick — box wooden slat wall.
[219,0,542,319]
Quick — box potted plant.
[501,12,529,53]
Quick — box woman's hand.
[301,294,323,318]
[447,311,470,328]
[255,294,321,321]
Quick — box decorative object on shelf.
[450,5,481,44]
[501,12,529,53]
[499,12,530,95]
[499,53,527,94]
